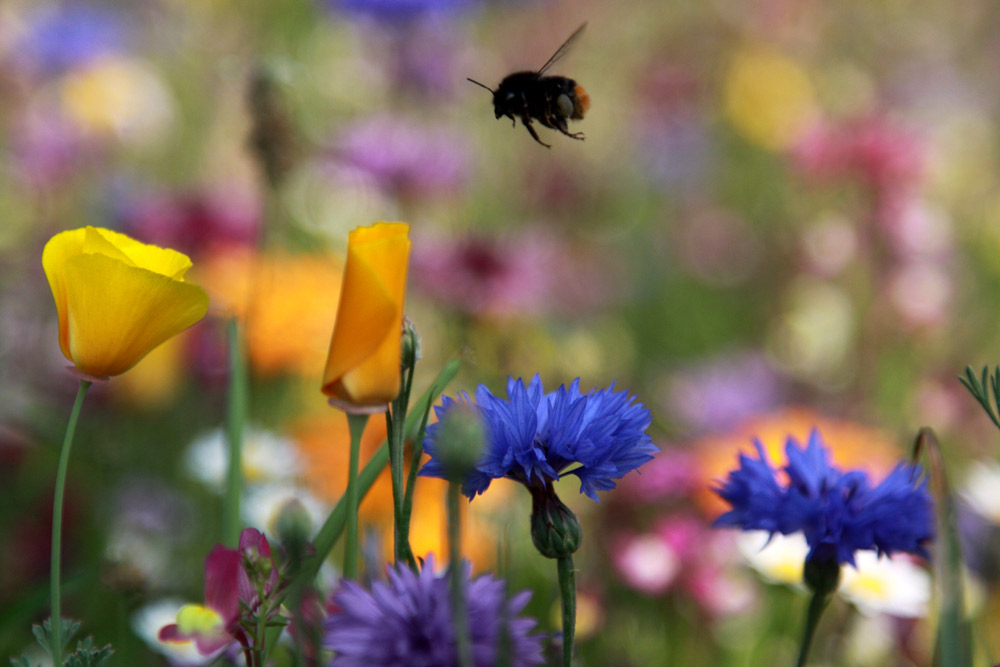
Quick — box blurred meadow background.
[4,0,1000,664]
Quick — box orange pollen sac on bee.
[573,84,591,119]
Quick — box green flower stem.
[344,413,369,579]
[262,359,459,653]
[557,555,576,667]
[223,317,248,547]
[50,379,91,667]
[387,361,415,567]
[447,482,473,667]
[795,589,832,667]
[401,387,434,554]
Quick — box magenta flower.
[411,234,555,317]
[159,528,277,656]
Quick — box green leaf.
[32,618,80,657]
[63,636,113,667]
[913,428,973,667]
[9,656,33,667]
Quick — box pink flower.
[411,234,555,318]
[612,532,680,595]
[159,528,277,656]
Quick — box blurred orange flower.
[42,226,208,378]
[322,222,410,410]
[291,408,503,569]
[695,407,902,516]
[196,246,343,377]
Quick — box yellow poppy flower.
[43,226,209,378]
[321,222,410,409]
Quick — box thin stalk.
[401,386,434,548]
[50,379,91,667]
[387,362,416,567]
[344,414,369,579]
[223,317,248,547]
[447,482,473,667]
[795,589,832,667]
[557,555,576,667]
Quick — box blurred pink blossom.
[612,532,681,595]
[615,447,701,504]
[791,114,925,192]
[117,186,261,256]
[412,232,611,318]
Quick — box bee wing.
[537,22,587,75]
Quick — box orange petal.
[321,222,410,407]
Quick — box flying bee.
[467,22,590,148]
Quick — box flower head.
[714,429,934,566]
[421,375,657,502]
[42,226,209,378]
[159,528,277,656]
[324,557,544,666]
[321,222,410,410]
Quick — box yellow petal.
[175,604,224,635]
[84,226,193,279]
[42,228,88,359]
[321,222,410,407]
[63,252,209,376]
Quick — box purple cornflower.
[713,429,934,567]
[324,557,544,666]
[421,375,658,502]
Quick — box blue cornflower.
[324,557,545,667]
[420,375,658,502]
[714,429,934,567]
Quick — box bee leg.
[521,116,551,148]
[553,115,585,141]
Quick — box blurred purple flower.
[326,0,480,21]
[333,115,468,197]
[10,109,92,189]
[116,186,260,256]
[13,4,126,75]
[661,352,782,434]
[110,478,193,537]
[325,557,545,666]
[632,63,712,193]
[381,18,465,96]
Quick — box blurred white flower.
[130,599,214,666]
[839,551,930,618]
[960,460,1000,523]
[184,427,302,490]
[243,482,329,538]
[736,530,807,587]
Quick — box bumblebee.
[468,23,590,148]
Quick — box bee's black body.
[469,23,590,148]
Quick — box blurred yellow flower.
[42,226,209,378]
[60,56,174,144]
[196,246,344,377]
[322,222,410,409]
[724,47,817,151]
